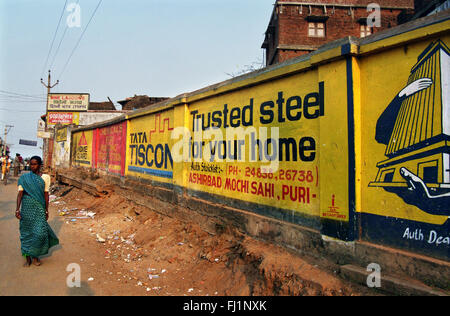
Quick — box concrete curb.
[340,264,448,296]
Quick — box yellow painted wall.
[181,68,337,219]
[66,17,450,257]
[318,60,350,222]
[359,35,450,225]
[126,109,174,184]
[72,129,93,167]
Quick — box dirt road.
[0,174,142,295]
[0,172,374,296]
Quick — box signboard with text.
[48,93,89,112]
[37,131,52,139]
[72,130,93,167]
[19,139,37,147]
[56,127,68,142]
[48,112,80,126]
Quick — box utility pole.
[3,125,13,156]
[41,70,59,129]
[40,70,59,169]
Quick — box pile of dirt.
[49,183,375,296]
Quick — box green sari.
[18,172,59,258]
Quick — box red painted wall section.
[93,121,127,176]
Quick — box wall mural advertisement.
[362,39,449,259]
[54,127,69,168]
[72,130,93,167]
[171,64,351,230]
[94,121,127,176]
[185,81,322,218]
[126,111,174,184]
[66,21,449,260]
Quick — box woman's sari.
[18,172,59,257]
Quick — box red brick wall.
[279,6,403,44]
[265,0,413,65]
[277,0,414,8]
[278,50,310,63]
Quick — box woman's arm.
[44,192,49,221]
[16,191,24,220]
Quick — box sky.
[0,0,275,158]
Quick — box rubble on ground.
[48,182,376,296]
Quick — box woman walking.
[15,156,59,266]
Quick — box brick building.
[262,0,415,66]
[409,0,449,20]
[117,95,169,111]
[89,97,116,111]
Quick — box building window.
[360,25,372,38]
[308,22,325,37]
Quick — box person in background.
[18,154,24,174]
[15,156,59,266]
[14,153,21,177]
[1,153,12,181]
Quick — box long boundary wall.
[65,12,450,284]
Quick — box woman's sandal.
[32,258,41,266]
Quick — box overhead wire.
[0,99,45,103]
[57,0,103,81]
[41,0,69,79]
[3,1,103,122]
[0,97,45,102]
[0,90,46,100]
[0,100,45,103]
[0,126,36,138]
[48,26,69,71]
[0,96,45,101]
[49,0,81,72]
[0,108,44,113]
[0,92,46,104]
[0,91,46,115]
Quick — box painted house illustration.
[369,40,450,214]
